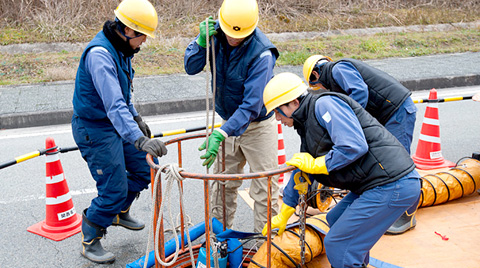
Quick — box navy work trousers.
[72,116,152,228]
[325,172,421,267]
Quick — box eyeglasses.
[121,30,145,41]
[275,107,291,118]
[133,30,145,37]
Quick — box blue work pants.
[324,173,421,268]
[72,116,152,228]
[384,97,417,154]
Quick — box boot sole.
[112,222,145,231]
[81,252,115,264]
[384,225,416,235]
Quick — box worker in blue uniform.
[184,0,281,233]
[303,55,419,235]
[262,72,421,268]
[71,0,167,264]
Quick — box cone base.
[412,155,456,170]
[27,213,82,241]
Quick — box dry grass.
[1,29,479,86]
[0,0,479,43]
[1,0,479,85]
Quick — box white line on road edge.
[0,188,97,205]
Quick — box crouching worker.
[71,0,167,264]
[262,73,421,268]
[303,55,419,234]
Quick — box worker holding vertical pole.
[184,0,280,233]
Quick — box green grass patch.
[274,29,480,66]
[1,29,479,86]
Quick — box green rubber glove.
[196,16,217,48]
[286,153,329,175]
[262,203,296,236]
[198,129,226,168]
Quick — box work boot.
[81,209,115,264]
[112,206,145,230]
[385,211,416,235]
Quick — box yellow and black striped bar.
[153,123,221,138]
[413,95,473,104]
[0,123,222,170]
[0,148,47,169]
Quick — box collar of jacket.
[102,20,139,58]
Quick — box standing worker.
[262,72,421,267]
[303,55,418,235]
[71,0,167,264]
[184,0,280,233]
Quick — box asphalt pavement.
[1,51,480,129]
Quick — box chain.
[299,191,307,266]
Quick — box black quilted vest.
[318,59,411,125]
[292,92,415,194]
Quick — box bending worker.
[262,72,421,268]
[184,0,280,233]
[71,0,167,264]
[303,55,418,235]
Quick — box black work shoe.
[385,211,416,235]
[81,209,115,264]
[112,209,145,230]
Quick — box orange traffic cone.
[277,121,286,185]
[27,137,82,241]
[412,88,455,170]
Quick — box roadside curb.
[1,75,479,130]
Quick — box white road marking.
[0,188,97,205]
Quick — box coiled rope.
[144,163,196,268]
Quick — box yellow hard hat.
[303,55,333,84]
[114,0,158,38]
[264,72,309,114]
[218,0,259,39]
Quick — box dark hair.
[115,18,144,37]
[310,67,319,82]
[115,18,127,34]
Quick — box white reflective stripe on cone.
[46,192,72,205]
[46,173,65,184]
[418,134,442,144]
[45,154,60,163]
[422,117,440,126]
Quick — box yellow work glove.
[262,203,296,236]
[286,153,329,175]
